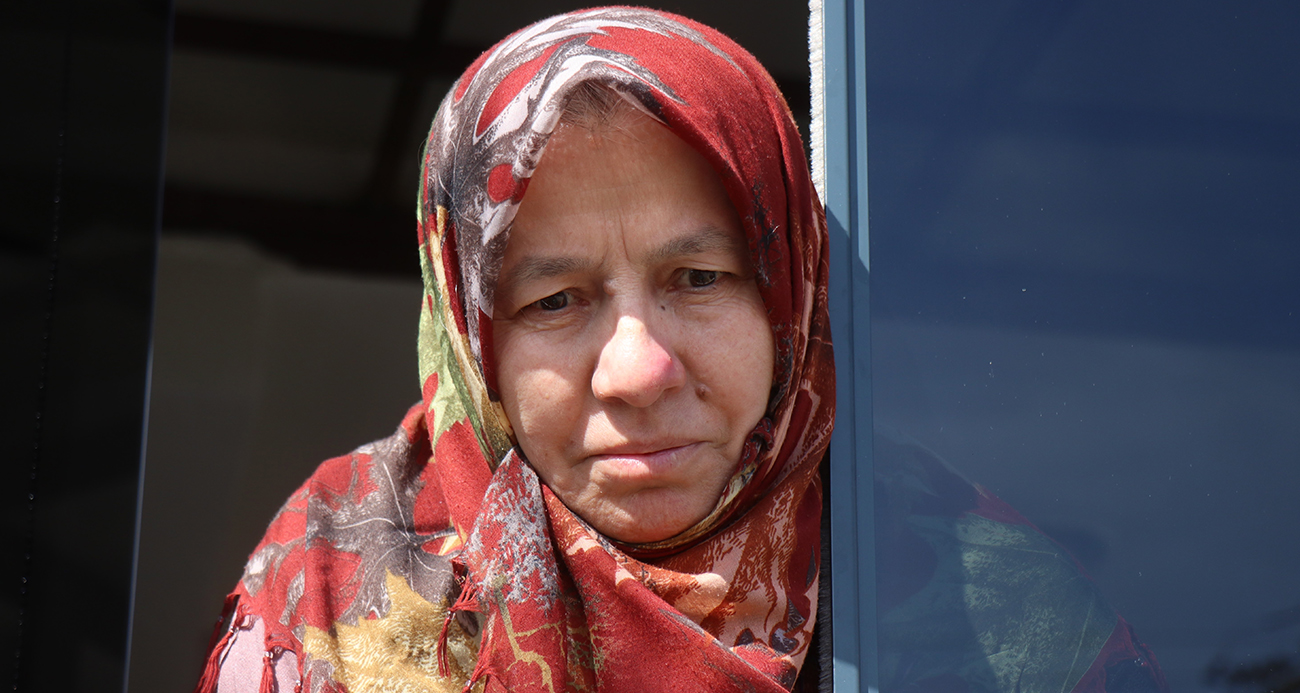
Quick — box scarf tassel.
[260,645,284,693]
[193,593,243,693]
[437,580,481,679]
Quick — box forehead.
[500,112,746,264]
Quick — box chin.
[593,496,709,544]
[605,524,680,544]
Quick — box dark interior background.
[3,0,168,691]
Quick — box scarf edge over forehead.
[416,5,834,554]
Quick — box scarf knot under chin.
[449,449,822,692]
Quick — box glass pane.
[866,2,1300,693]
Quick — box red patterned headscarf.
[195,8,833,693]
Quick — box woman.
[196,8,834,693]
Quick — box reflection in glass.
[866,2,1300,692]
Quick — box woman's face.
[492,110,775,544]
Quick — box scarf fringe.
[462,655,491,693]
[438,579,481,678]
[193,593,242,693]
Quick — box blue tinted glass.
[865,3,1300,693]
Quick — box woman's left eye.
[533,291,570,311]
[686,269,720,288]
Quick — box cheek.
[494,328,587,464]
[690,296,776,423]
[734,310,777,418]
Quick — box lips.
[587,441,705,481]
[592,440,699,457]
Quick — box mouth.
[588,442,704,480]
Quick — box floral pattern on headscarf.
[415,7,834,690]
[194,7,833,693]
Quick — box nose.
[592,313,685,407]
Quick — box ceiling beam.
[363,0,455,204]
[169,10,809,124]
[171,11,481,77]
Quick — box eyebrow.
[502,226,744,287]
[503,255,596,287]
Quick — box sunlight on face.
[492,110,775,543]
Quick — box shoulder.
[240,403,435,596]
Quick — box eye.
[687,269,719,288]
[534,291,570,311]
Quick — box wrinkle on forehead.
[647,226,746,265]
[499,111,746,296]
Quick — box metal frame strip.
[818,0,878,690]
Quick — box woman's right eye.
[534,292,570,311]
[686,269,720,288]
